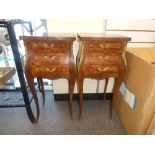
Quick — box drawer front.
[26,41,70,53]
[31,53,69,65]
[32,65,69,78]
[84,53,123,65]
[85,65,120,76]
[85,41,122,51]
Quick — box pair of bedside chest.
[21,33,131,122]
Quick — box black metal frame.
[0,20,37,123]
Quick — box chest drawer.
[30,53,69,65]
[32,65,69,78]
[85,65,120,77]
[85,41,122,51]
[26,41,70,53]
[84,53,123,65]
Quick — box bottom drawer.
[85,65,120,77]
[32,65,69,78]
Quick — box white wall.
[47,19,106,33]
[106,19,155,47]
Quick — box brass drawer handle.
[105,43,111,48]
[99,43,105,48]
[98,55,112,61]
[43,43,49,48]
[97,67,109,72]
[105,56,110,60]
[99,43,111,48]
[45,68,56,72]
[42,43,55,48]
[97,67,104,72]
[98,55,104,60]
[44,56,56,61]
[98,55,110,60]
[35,68,56,72]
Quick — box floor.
[0,91,126,135]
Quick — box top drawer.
[25,40,70,53]
[85,41,122,51]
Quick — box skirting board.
[54,93,113,101]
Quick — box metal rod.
[6,21,36,123]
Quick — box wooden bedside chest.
[76,33,131,119]
[21,34,76,122]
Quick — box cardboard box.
[115,47,155,134]
[147,113,155,134]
